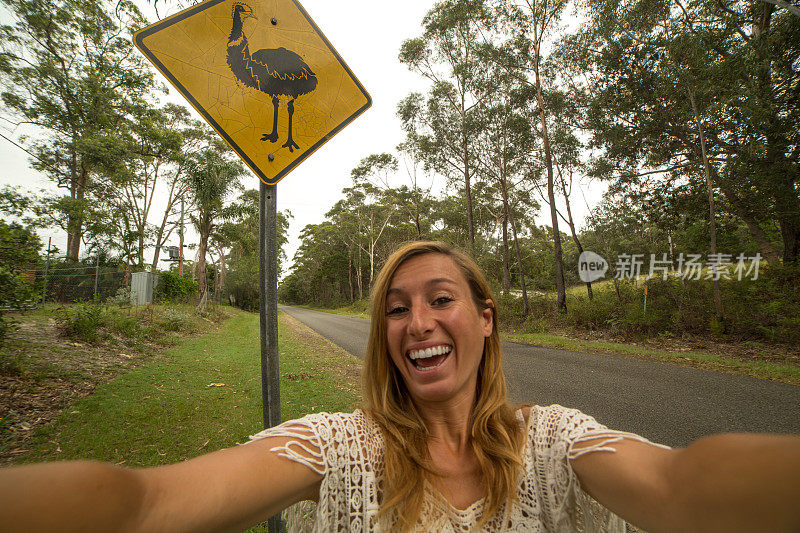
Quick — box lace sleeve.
[243,410,381,532]
[245,414,327,475]
[529,404,670,533]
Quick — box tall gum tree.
[476,0,571,312]
[0,0,154,260]
[572,0,799,264]
[473,68,537,313]
[398,0,494,248]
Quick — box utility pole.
[41,238,51,306]
[94,252,100,301]
[179,197,185,276]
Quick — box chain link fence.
[6,258,157,307]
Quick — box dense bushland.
[504,266,800,345]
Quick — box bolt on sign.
[134,0,371,185]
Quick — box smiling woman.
[1,241,800,532]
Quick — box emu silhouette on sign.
[226,2,317,153]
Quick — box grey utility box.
[131,272,154,306]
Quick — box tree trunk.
[716,179,781,265]
[508,210,529,315]
[462,117,475,248]
[196,220,210,309]
[356,243,363,300]
[533,53,566,312]
[499,162,528,314]
[347,247,354,303]
[66,161,87,261]
[779,218,800,263]
[558,167,592,300]
[215,244,227,304]
[501,210,511,295]
[689,89,724,327]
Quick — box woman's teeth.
[408,345,452,370]
[408,345,452,360]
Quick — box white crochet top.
[248,404,667,532]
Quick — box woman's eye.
[386,306,407,316]
[433,296,453,306]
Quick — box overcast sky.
[0,0,603,269]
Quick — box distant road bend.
[280,305,800,448]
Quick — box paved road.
[280,305,800,447]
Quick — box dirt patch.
[0,307,227,466]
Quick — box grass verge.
[17,310,361,464]
[292,303,370,320]
[504,332,800,385]
[13,310,362,530]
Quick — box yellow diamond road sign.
[134,0,371,185]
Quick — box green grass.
[504,332,800,385]
[291,302,371,320]
[18,310,361,466]
[13,309,361,531]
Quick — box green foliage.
[0,220,42,345]
[57,303,107,343]
[155,271,198,304]
[0,0,155,260]
[160,308,193,332]
[573,0,800,262]
[108,288,133,307]
[56,303,205,344]
[184,145,245,308]
[219,189,291,311]
[509,267,800,344]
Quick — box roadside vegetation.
[296,267,800,385]
[0,302,233,462]
[2,308,361,468]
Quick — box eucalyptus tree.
[98,103,182,268]
[146,106,210,271]
[572,0,799,263]
[473,0,572,312]
[398,0,494,247]
[395,142,438,241]
[471,68,539,313]
[0,0,155,261]
[280,221,351,306]
[217,189,290,310]
[184,145,245,309]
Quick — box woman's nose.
[408,305,435,337]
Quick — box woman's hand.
[0,434,323,533]
[570,433,800,532]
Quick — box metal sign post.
[259,182,284,532]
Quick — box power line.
[0,131,46,166]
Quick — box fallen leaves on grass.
[283,372,313,382]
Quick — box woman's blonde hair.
[363,241,524,530]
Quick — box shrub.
[160,308,192,332]
[155,271,197,303]
[57,303,107,343]
[108,287,133,307]
[107,312,141,339]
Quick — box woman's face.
[384,253,493,407]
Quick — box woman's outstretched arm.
[0,434,322,533]
[570,432,800,532]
